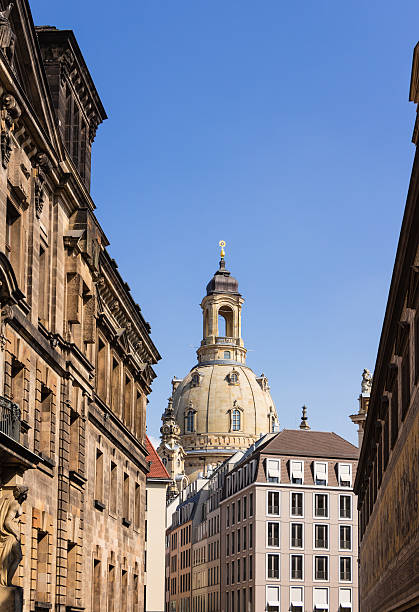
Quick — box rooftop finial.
[219,240,226,270]
[300,405,311,430]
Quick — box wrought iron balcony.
[0,396,21,441]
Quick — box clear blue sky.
[32,1,419,446]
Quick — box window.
[314,556,329,581]
[290,586,304,612]
[290,554,303,580]
[249,493,253,516]
[243,525,247,549]
[290,460,304,484]
[224,351,231,359]
[339,495,352,519]
[110,462,117,515]
[313,587,329,610]
[266,585,280,612]
[267,522,280,547]
[314,462,328,486]
[338,463,352,487]
[339,587,352,609]
[266,554,280,579]
[243,496,247,519]
[237,499,241,521]
[339,525,352,550]
[314,524,328,549]
[123,473,130,522]
[340,557,352,582]
[231,409,241,431]
[243,557,246,580]
[314,494,328,518]
[230,372,238,384]
[92,558,101,612]
[291,523,303,548]
[249,523,253,548]
[291,492,303,517]
[237,528,241,552]
[186,410,195,432]
[266,459,280,483]
[232,502,235,525]
[134,483,141,530]
[231,532,235,554]
[249,555,253,579]
[267,491,280,516]
[191,373,200,387]
[94,449,104,504]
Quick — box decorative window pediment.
[227,368,240,385]
[191,371,202,387]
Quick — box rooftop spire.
[299,405,311,430]
[219,240,226,270]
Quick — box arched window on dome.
[186,410,195,433]
[191,372,201,387]
[232,409,241,431]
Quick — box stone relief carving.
[0,3,15,63]
[0,92,20,169]
[0,486,28,586]
[32,152,51,219]
[0,305,13,350]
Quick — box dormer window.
[228,368,239,385]
[185,402,197,433]
[266,459,280,483]
[191,372,201,387]
[290,460,304,484]
[314,462,328,486]
[338,463,352,487]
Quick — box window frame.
[313,493,329,519]
[290,460,304,484]
[266,553,280,581]
[339,586,352,609]
[266,521,280,549]
[266,490,281,517]
[314,461,328,486]
[290,522,304,549]
[313,523,329,551]
[266,458,281,484]
[290,553,304,581]
[313,555,329,582]
[290,491,304,518]
[339,524,353,552]
[289,585,304,611]
[312,586,329,610]
[339,556,352,583]
[266,585,280,611]
[338,463,353,487]
[339,494,352,520]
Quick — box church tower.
[159,243,279,482]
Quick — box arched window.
[191,373,200,387]
[224,351,231,359]
[186,410,195,432]
[162,457,167,466]
[232,409,241,431]
[230,372,238,384]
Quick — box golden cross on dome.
[219,240,226,259]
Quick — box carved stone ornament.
[0,93,20,169]
[0,3,16,63]
[0,486,28,586]
[32,152,50,219]
[361,368,372,395]
[0,304,13,350]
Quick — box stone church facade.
[0,2,160,611]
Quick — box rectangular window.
[227,505,230,527]
[249,555,253,579]
[39,386,53,458]
[237,528,241,552]
[94,449,104,503]
[123,472,130,522]
[401,343,411,420]
[391,376,399,448]
[339,495,352,519]
[313,587,329,609]
[232,502,235,525]
[267,491,280,515]
[290,586,304,612]
[92,559,101,612]
[249,493,253,516]
[110,462,117,515]
[227,534,229,556]
[338,464,352,487]
[267,522,280,547]
[314,556,329,581]
[340,557,352,582]
[267,458,280,483]
[314,462,328,486]
[291,492,303,517]
[291,523,303,548]
[243,496,247,519]
[249,523,253,548]
[237,499,241,522]
[231,532,235,555]
[339,587,352,609]
[266,553,280,579]
[290,460,304,484]
[266,585,280,612]
[314,494,328,518]
[243,526,247,549]
[39,246,48,324]
[291,554,303,580]
[339,525,352,550]
[314,524,328,549]
[243,557,246,581]
[134,482,141,530]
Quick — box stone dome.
[172,362,277,458]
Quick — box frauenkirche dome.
[158,246,279,483]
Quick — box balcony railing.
[215,337,236,345]
[0,396,21,441]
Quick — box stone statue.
[0,4,14,53]
[0,485,28,586]
[361,368,372,395]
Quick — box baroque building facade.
[354,42,419,612]
[0,2,160,611]
[158,249,279,485]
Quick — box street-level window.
[339,495,352,519]
[290,460,304,484]
[314,462,328,486]
[338,463,352,487]
[291,523,303,548]
[266,553,280,579]
[267,459,281,483]
[314,494,328,518]
[339,525,352,550]
[314,556,329,581]
[340,557,352,582]
[291,492,303,517]
[314,524,329,549]
[267,491,280,516]
[290,586,304,612]
[290,554,303,580]
[267,522,280,547]
[266,585,280,612]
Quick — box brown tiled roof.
[145,435,171,480]
[263,429,359,460]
